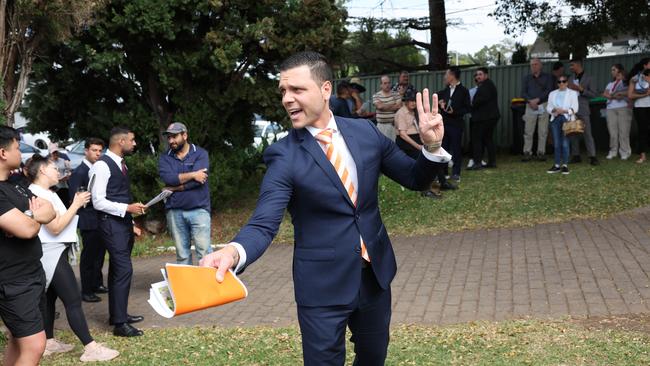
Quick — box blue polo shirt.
[158,144,211,212]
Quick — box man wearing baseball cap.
[158,122,212,265]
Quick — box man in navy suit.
[200,52,450,365]
[68,138,108,303]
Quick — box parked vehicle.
[18,130,51,151]
[253,114,288,149]
[19,142,47,164]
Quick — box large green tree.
[23,0,348,150]
[1,0,102,126]
[491,0,650,59]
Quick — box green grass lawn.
[134,154,650,254]
[4,319,647,365]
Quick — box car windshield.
[70,141,85,154]
[19,142,37,153]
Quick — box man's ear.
[322,80,332,100]
[0,148,7,162]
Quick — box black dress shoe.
[589,156,600,166]
[421,191,443,199]
[113,323,143,337]
[440,182,458,190]
[94,285,109,294]
[109,314,144,325]
[466,165,483,171]
[570,155,582,164]
[82,293,101,303]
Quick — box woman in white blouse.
[546,76,579,175]
[25,155,119,362]
[603,64,632,160]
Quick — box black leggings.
[44,250,93,345]
[634,107,650,154]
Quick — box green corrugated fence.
[341,53,650,150]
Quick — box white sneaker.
[621,154,630,160]
[606,151,617,160]
[80,342,119,362]
[43,338,74,356]
[467,159,475,168]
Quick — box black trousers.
[437,123,463,183]
[634,107,650,154]
[395,133,422,159]
[79,229,106,295]
[99,216,134,325]
[44,250,93,345]
[470,118,497,166]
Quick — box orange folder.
[149,263,248,318]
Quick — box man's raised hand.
[416,88,444,146]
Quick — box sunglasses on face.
[558,80,568,84]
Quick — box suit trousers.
[605,107,632,158]
[297,266,391,366]
[79,229,106,295]
[522,104,549,155]
[442,123,463,177]
[470,119,497,166]
[570,114,596,157]
[634,107,650,154]
[99,216,134,325]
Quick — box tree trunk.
[428,0,448,71]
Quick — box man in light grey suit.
[568,59,600,166]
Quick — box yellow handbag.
[562,110,585,136]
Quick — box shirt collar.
[305,113,338,137]
[82,158,92,168]
[106,149,123,166]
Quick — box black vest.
[69,163,98,230]
[100,154,133,221]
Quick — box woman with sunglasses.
[546,76,579,174]
[603,64,632,160]
[25,154,119,362]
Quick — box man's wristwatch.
[24,210,34,219]
[423,142,442,153]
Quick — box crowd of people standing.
[331,55,650,184]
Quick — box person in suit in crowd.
[568,58,599,165]
[468,67,500,170]
[199,51,449,365]
[437,66,470,186]
[329,81,353,118]
[68,138,108,303]
[551,61,565,85]
[89,127,147,337]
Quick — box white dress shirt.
[89,149,128,217]
[230,114,451,271]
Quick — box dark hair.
[477,67,488,75]
[643,68,650,77]
[85,137,105,149]
[402,88,417,101]
[0,126,20,150]
[627,57,650,83]
[611,63,626,81]
[569,58,583,65]
[552,61,564,71]
[279,51,333,84]
[110,126,131,138]
[447,66,461,80]
[24,154,52,183]
[399,70,409,76]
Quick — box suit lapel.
[298,128,355,208]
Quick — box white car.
[19,142,47,164]
[253,115,288,149]
[19,131,51,151]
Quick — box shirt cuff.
[229,242,247,273]
[117,203,128,218]
[421,146,452,163]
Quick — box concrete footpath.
[64,206,650,331]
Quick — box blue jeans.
[551,115,570,165]
[166,208,212,264]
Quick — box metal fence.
[342,53,650,149]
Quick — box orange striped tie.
[315,129,370,262]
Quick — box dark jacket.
[68,161,98,230]
[471,78,501,122]
[437,83,471,126]
[329,96,353,118]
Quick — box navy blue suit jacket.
[233,116,441,307]
[68,162,99,230]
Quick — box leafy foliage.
[491,0,650,59]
